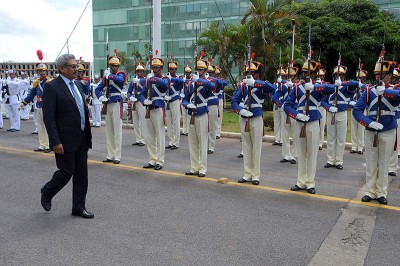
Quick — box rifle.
[275,48,282,111]
[356,58,362,102]
[331,52,341,125]
[286,19,296,125]
[145,36,153,119]
[101,30,110,115]
[244,49,255,133]
[286,60,293,124]
[299,25,312,138]
[190,29,200,125]
[373,44,385,147]
[166,53,172,111]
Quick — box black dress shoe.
[198,173,206,177]
[252,180,259,185]
[278,143,282,146]
[132,142,140,146]
[361,195,373,202]
[103,158,113,163]
[40,187,51,212]
[306,188,316,194]
[216,136,220,139]
[32,132,38,134]
[34,148,45,152]
[138,143,145,146]
[358,151,363,155]
[72,209,94,219]
[113,160,120,164]
[272,142,280,146]
[44,149,51,153]
[166,145,172,149]
[280,158,289,163]
[10,129,19,132]
[377,197,388,205]
[207,150,214,154]
[290,185,304,191]
[185,171,199,175]
[336,164,343,170]
[324,163,335,168]
[6,129,12,131]
[171,145,178,150]
[237,153,243,158]
[290,159,297,164]
[350,150,356,154]
[143,163,155,168]
[154,164,163,170]
[319,146,323,150]
[388,172,396,177]
[238,178,250,183]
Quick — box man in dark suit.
[41,53,94,219]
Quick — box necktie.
[69,81,85,130]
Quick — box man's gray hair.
[56,54,75,69]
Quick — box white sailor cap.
[94,74,100,79]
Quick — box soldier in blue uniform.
[206,62,222,154]
[20,62,52,152]
[284,60,335,194]
[315,68,327,150]
[321,65,359,170]
[232,59,276,185]
[140,54,169,171]
[95,53,127,164]
[388,68,400,176]
[353,59,400,205]
[214,65,228,139]
[180,65,192,136]
[182,57,215,177]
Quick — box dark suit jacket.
[43,76,92,152]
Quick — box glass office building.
[92,0,250,75]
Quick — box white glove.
[239,102,245,108]
[180,93,185,98]
[239,109,253,117]
[315,78,322,84]
[329,106,338,113]
[349,100,356,106]
[99,96,108,102]
[143,99,152,106]
[243,76,255,87]
[358,81,363,88]
[132,78,140,84]
[147,72,153,79]
[192,74,199,82]
[334,78,342,87]
[368,121,383,131]
[296,113,310,122]
[164,95,171,101]
[166,73,172,80]
[205,73,209,79]
[186,103,197,110]
[103,69,110,79]
[277,77,282,83]
[286,80,293,88]
[304,82,314,91]
[376,85,385,96]
[129,96,137,102]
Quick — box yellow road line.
[1,145,400,212]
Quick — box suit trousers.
[364,129,395,198]
[36,108,49,149]
[208,105,218,152]
[280,111,296,160]
[188,113,208,174]
[240,116,263,181]
[350,112,365,152]
[318,106,327,148]
[43,135,89,211]
[165,100,180,147]
[326,111,347,166]
[216,98,223,137]
[273,105,282,143]
[295,120,319,189]
[132,101,146,144]
[105,102,122,160]
[146,107,165,166]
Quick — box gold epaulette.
[46,77,53,83]
[32,79,39,88]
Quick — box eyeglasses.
[64,64,79,69]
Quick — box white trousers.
[280,111,296,160]
[295,120,319,189]
[0,103,3,128]
[273,105,282,143]
[165,100,181,147]
[105,102,122,160]
[90,103,102,127]
[146,107,165,166]
[216,98,223,137]
[36,108,49,149]
[318,106,326,147]
[20,103,31,119]
[132,101,146,144]
[240,116,263,181]
[326,111,347,165]
[364,129,395,198]
[388,120,399,173]
[208,105,218,152]
[350,113,365,152]
[33,106,38,132]
[188,113,208,174]
[181,104,188,134]
[5,103,20,130]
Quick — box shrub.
[264,112,274,130]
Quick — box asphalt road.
[0,119,399,266]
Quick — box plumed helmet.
[277,68,287,76]
[333,65,348,75]
[317,69,326,76]
[301,60,319,72]
[77,63,87,71]
[136,63,145,71]
[196,59,209,70]
[215,67,221,75]
[356,69,368,78]
[287,66,299,76]
[248,61,264,72]
[108,56,121,66]
[184,65,192,73]
[168,61,178,69]
[207,64,215,72]
[151,57,164,67]
[35,62,48,71]
[392,68,400,78]
[374,60,395,74]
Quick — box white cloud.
[0,0,93,63]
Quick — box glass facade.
[92,0,250,75]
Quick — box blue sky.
[0,0,93,63]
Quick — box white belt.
[250,103,262,108]
[208,96,218,100]
[197,103,207,108]
[152,96,164,101]
[110,93,121,97]
[329,100,347,105]
[298,106,318,111]
[369,110,395,116]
